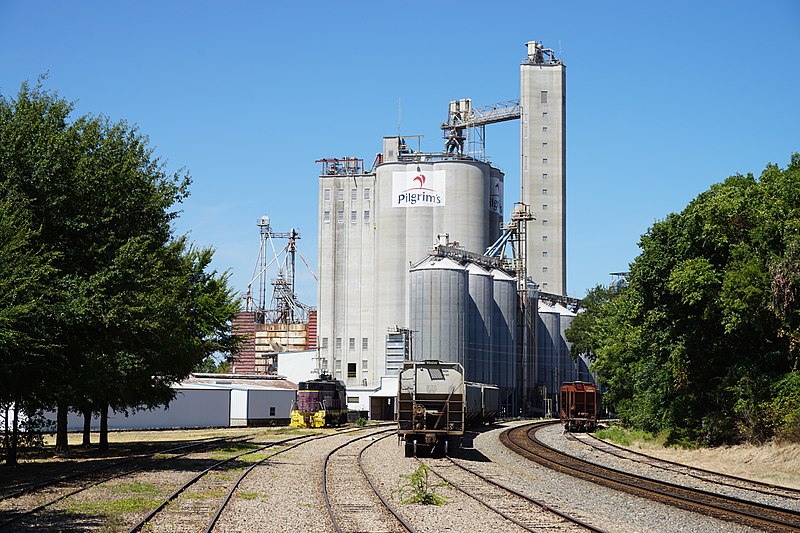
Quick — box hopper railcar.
[559,381,597,432]
[289,375,348,428]
[397,360,499,456]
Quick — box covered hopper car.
[289,375,347,428]
[397,360,499,456]
[559,381,597,432]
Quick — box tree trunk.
[55,401,69,453]
[7,402,19,466]
[3,404,9,458]
[82,406,92,447]
[99,403,108,451]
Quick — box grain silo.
[409,255,468,364]
[491,268,517,414]
[466,263,493,384]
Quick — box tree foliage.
[0,80,240,462]
[567,154,800,444]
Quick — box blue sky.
[2,1,798,305]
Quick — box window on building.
[337,210,344,223]
[349,337,355,350]
[542,158,548,164]
[351,210,357,223]
[347,396,359,403]
[269,406,276,416]
[364,210,370,222]
[542,111,548,117]
[543,235,548,241]
[543,266,548,273]
[324,188,331,201]
[542,173,548,180]
[362,337,368,350]
[321,337,328,349]
[362,359,368,370]
[541,90,548,104]
[337,188,344,201]
[542,142,548,149]
[335,359,342,370]
[364,188,371,200]
[347,362,357,378]
[542,204,548,210]
[542,126,548,133]
[543,282,549,289]
[543,219,549,225]
[542,188,548,195]
[542,251,548,257]
[335,337,342,349]
[351,188,357,201]
[323,211,331,223]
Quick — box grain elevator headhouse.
[520,41,566,296]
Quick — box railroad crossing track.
[500,421,800,532]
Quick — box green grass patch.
[595,426,655,446]
[237,491,261,500]
[65,497,161,516]
[108,481,163,497]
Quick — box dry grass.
[627,439,800,489]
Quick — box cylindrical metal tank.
[409,256,468,364]
[554,303,577,382]
[374,159,499,336]
[466,263,493,384]
[536,301,561,410]
[491,268,517,416]
[489,166,504,240]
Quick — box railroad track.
[0,433,259,530]
[323,429,414,533]
[569,431,800,507]
[500,421,800,532]
[419,452,600,532]
[129,424,391,532]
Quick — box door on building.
[369,396,395,421]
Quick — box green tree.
[0,80,240,453]
[0,186,54,464]
[568,154,800,444]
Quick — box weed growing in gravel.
[109,481,162,497]
[356,417,368,427]
[237,491,261,500]
[185,489,227,499]
[393,464,450,505]
[595,426,655,446]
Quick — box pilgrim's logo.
[393,169,446,207]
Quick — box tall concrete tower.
[520,41,566,295]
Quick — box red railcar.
[559,382,597,432]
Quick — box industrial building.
[316,41,592,418]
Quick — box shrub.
[393,464,450,505]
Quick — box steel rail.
[323,428,411,533]
[205,423,395,532]
[575,431,800,501]
[425,453,603,532]
[0,433,257,529]
[500,422,800,532]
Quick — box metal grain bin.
[466,263,493,384]
[409,256,468,364]
[491,268,517,413]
